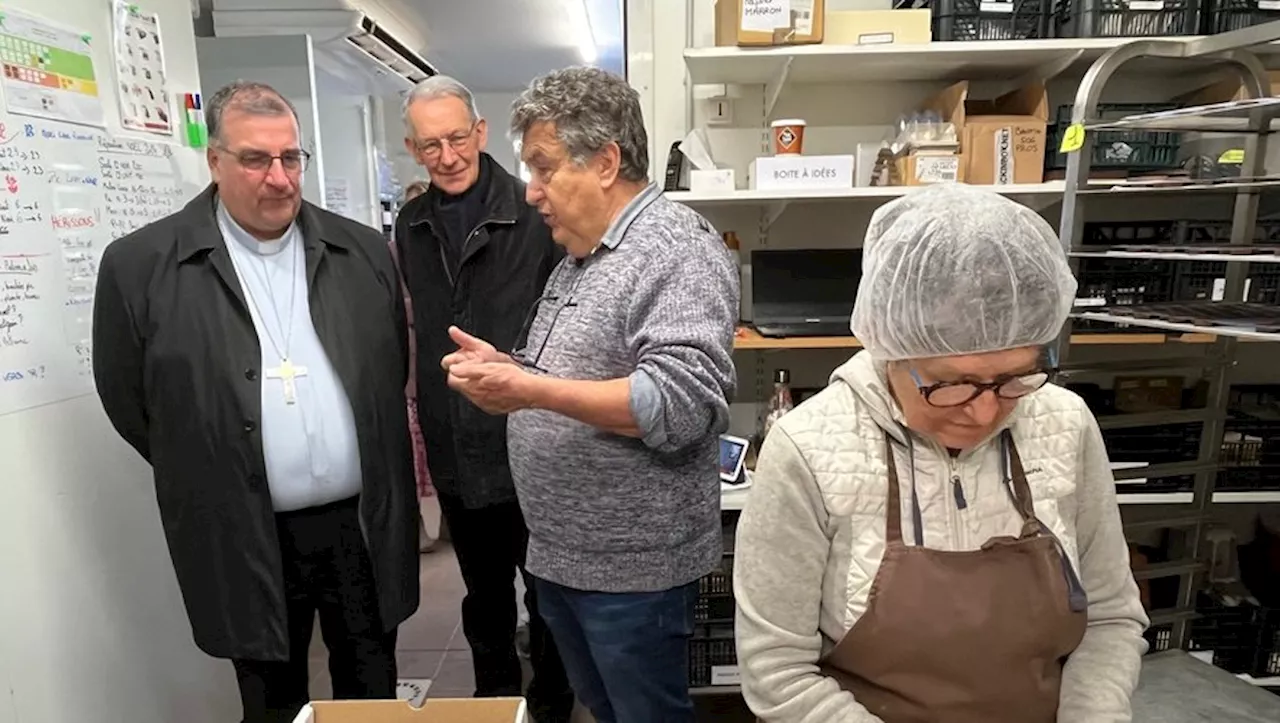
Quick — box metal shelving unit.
[1056,20,1280,651]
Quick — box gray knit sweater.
[507,188,739,593]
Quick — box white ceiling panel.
[383,0,626,91]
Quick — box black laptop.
[752,249,861,338]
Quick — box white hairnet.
[850,184,1077,361]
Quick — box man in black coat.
[92,80,418,723]
[396,76,572,722]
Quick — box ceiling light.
[573,0,597,64]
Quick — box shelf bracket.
[762,201,789,230]
[997,49,1084,98]
[764,57,794,119]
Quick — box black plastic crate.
[1260,609,1280,676]
[1103,423,1202,464]
[1193,594,1280,677]
[699,554,733,597]
[917,0,1052,40]
[1055,0,1204,38]
[1074,257,1176,332]
[695,554,736,623]
[1047,103,1183,172]
[1082,220,1179,246]
[1174,266,1280,304]
[1190,591,1265,668]
[1222,416,1280,465]
[1203,0,1280,34]
[1179,220,1280,245]
[1217,467,1280,491]
[689,625,737,688]
[1230,384,1280,409]
[1145,623,1175,653]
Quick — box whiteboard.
[0,116,188,416]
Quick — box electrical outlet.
[707,99,733,125]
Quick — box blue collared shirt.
[218,203,363,512]
[598,183,669,446]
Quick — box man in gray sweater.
[442,66,738,722]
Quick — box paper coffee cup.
[771,119,806,155]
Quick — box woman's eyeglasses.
[909,347,1058,409]
[911,370,1053,408]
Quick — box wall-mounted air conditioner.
[211,2,436,94]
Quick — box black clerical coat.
[92,184,419,661]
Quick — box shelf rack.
[1055,20,1280,651]
[656,5,1280,689]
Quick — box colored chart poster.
[0,9,104,128]
[111,1,173,136]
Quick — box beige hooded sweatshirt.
[733,351,1149,722]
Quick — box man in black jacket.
[396,76,572,722]
[93,81,418,723]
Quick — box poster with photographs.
[111,1,173,136]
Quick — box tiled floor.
[305,499,754,721]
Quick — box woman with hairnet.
[733,184,1148,722]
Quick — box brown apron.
[818,432,1088,722]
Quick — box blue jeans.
[533,577,698,723]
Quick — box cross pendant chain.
[265,358,309,405]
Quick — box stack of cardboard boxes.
[896,81,1050,187]
[714,1,1051,189]
[714,0,931,49]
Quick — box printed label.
[858,32,895,45]
[994,127,1014,185]
[791,0,815,35]
[742,0,790,32]
[915,155,959,184]
[711,665,742,686]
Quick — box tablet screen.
[720,435,748,482]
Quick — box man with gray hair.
[93,80,419,723]
[394,75,572,722]
[443,66,739,722]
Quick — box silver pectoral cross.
[265,358,308,404]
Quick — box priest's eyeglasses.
[228,148,312,174]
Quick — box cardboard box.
[825,9,931,46]
[751,154,855,190]
[690,168,737,193]
[923,81,1048,185]
[1113,375,1184,413]
[896,152,966,186]
[293,698,528,723]
[715,0,826,47]
[1177,71,1280,104]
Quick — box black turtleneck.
[432,154,492,277]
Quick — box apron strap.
[884,435,905,546]
[1003,432,1042,536]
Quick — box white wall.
[315,69,379,228]
[197,35,326,208]
[0,1,239,721]
[474,91,521,173]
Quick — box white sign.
[742,0,790,32]
[0,10,105,127]
[754,154,854,191]
[111,1,176,137]
[710,665,741,686]
[324,176,352,218]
